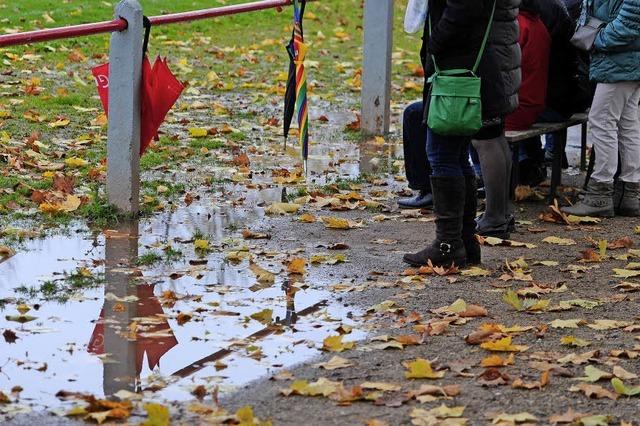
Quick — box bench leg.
[547,130,566,204]
[584,147,595,190]
[580,122,588,171]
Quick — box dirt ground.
[216,179,640,425]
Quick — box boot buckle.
[439,242,452,254]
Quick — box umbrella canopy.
[88,283,178,376]
[283,0,309,170]
[92,56,184,155]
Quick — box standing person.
[404,0,507,267]
[398,101,433,209]
[471,0,521,240]
[563,0,640,217]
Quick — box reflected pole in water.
[102,219,139,395]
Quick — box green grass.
[136,251,163,266]
[0,0,420,233]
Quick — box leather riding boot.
[403,176,466,267]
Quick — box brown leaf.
[345,113,361,131]
[569,383,618,400]
[609,236,634,250]
[548,408,588,424]
[53,174,75,193]
[3,329,17,343]
[232,152,250,167]
[511,370,551,390]
[477,368,510,386]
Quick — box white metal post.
[361,0,393,136]
[107,0,144,214]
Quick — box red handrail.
[0,0,303,48]
[0,19,128,48]
[149,0,296,26]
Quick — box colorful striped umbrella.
[291,0,309,173]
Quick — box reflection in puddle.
[0,203,364,411]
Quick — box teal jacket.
[589,0,640,82]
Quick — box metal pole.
[107,0,144,214]
[361,0,393,136]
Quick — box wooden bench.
[505,113,589,202]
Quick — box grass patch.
[136,251,163,267]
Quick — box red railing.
[0,0,299,48]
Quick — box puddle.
[0,201,364,411]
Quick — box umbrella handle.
[142,16,151,56]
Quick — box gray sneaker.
[562,180,614,218]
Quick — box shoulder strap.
[472,0,497,73]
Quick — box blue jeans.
[402,101,431,190]
[427,129,474,177]
[519,108,569,162]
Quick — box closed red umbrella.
[91,55,183,155]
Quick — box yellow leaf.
[561,335,591,347]
[404,358,445,379]
[265,202,301,215]
[249,262,275,284]
[543,236,576,246]
[480,337,529,352]
[587,320,632,330]
[48,118,70,128]
[194,239,210,251]
[322,335,355,352]
[287,257,306,274]
[64,157,88,168]
[481,354,515,367]
[461,266,491,277]
[141,403,170,426]
[321,216,351,229]
[188,127,208,138]
[299,213,317,223]
[249,308,273,325]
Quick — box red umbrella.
[91,55,184,155]
[88,283,178,375]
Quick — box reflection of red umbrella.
[91,56,183,155]
[88,284,178,374]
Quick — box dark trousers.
[519,108,569,162]
[403,101,432,191]
[427,129,474,177]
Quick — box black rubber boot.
[463,175,481,265]
[398,189,433,209]
[403,176,466,267]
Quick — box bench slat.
[505,113,588,143]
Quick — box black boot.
[403,176,466,267]
[463,175,481,265]
[398,189,433,209]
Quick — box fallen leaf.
[543,236,576,246]
[404,358,446,379]
[561,335,591,347]
[569,383,618,400]
[316,356,354,370]
[480,337,529,352]
[611,378,640,396]
[287,257,306,275]
[322,335,355,352]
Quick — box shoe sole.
[402,255,467,268]
[398,203,433,210]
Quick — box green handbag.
[426,0,497,136]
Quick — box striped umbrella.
[292,0,309,173]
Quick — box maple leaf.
[480,336,529,352]
[322,335,355,352]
